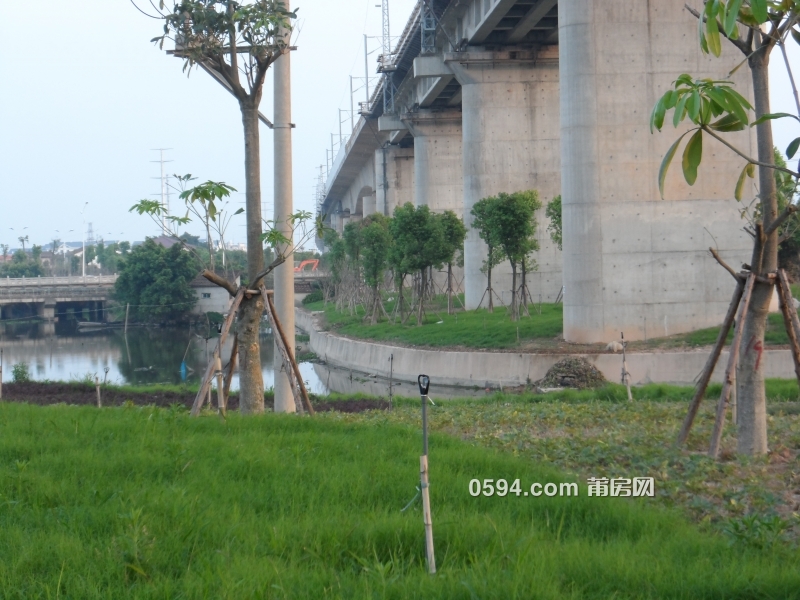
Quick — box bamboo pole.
[777,269,800,387]
[95,376,102,408]
[124,303,130,334]
[215,356,226,417]
[0,349,3,400]
[676,279,745,446]
[191,288,245,416]
[222,332,238,405]
[420,455,436,574]
[709,273,755,458]
[621,332,632,401]
[261,288,315,415]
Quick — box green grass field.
[2,401,800,598]
[306,294,800,350]
[306,296,563,349]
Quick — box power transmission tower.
[151,148,173,235]
[377,0,397,114]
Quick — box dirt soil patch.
[536,357,607,389]
[2,382,390,414]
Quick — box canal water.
[0,320,329,394]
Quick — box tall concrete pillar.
[273,46,296,413]
[362,193,376,217]
[559,1,754,343]
[401,110,463,213]
[375,146,415,216]
[446,48,562,309]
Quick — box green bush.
[302,289,324,305]
[11,363,30,383]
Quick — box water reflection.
[0,320,327,394]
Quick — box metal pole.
[364,34,370,106]
[350,76,355,130]
[273,36,296,413]
[417,374,435,574]
[339,109,343,144]
[81,202,88,283]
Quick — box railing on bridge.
[0,275,118,288]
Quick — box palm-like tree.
[18,235,28,252]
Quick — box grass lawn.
[2,400,800,598]
[305,296,563,350]
[305,294,800,351]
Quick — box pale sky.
[0,2,799,251]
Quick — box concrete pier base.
[559,1,754,343]
[446,47,562,309]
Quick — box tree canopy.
[115,239,199,323]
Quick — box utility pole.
[273,31,296,414]
[81,202,88,282]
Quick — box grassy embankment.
[304,289,800,350]
[2,400,800,598]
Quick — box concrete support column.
[362,193,376,217]
[374,146,415,216]
[446,48,562,309]
[559,1,753,343]
[401,110,463,213]
[273,47,296,413]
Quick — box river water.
[0,320,329,394]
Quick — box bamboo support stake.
[191,288,245,416]
[261,288,315,416]
[215,356,226,417]
[0,349,3,400]
[420,455,436,574]
[676,279,745,446]
[777,269,800,387]
[709,273,755,458]
[95,376,102,408]
[222,332,238,406]
[621,332,632,401]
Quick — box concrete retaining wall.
[296,308,796,388]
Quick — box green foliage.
[470,196,504,275]
[358,214,392,289]
[302,289,324,305]
[321,229,347,286]
[546,195,562,251]
[114,239,199,323]
[11,363,30,383]
[437,210,467,268]
[0,249,44,278]
[388,203,446,279]
[1,403,798,596]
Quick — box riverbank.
[296,307,800,388]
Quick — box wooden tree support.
[676,278,745,447]
[191,288,245,416]
[709,273,755,458]
[261,287,315,416]
[776,269,800,388]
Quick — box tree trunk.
[447,262,453,315]
[738,49,776,455]
[521,259,528,307]
[511,261,518,321]
[237,104,266,414]
[417,269,425,326]
[371,284,379,325]
[487,258,494,313]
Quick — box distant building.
[190,272,240,316]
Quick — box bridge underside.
[319,0,754,343]
[0,300,107,322]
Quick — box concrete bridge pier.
[401,109,463,214]
[559,1,754,343]
[446,47,562,309]
[374,146,415,216]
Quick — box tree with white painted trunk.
[652,0,800,455]
[152,1,296,414]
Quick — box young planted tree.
[436,211,467,314]
[153,1,296,414]
[545,195,562,251]
[358,214,392,324]
[470,196,504,312]
[652,0,800,455]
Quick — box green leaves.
[659,131,691,198]
[787,137,800,159]
[650,75,752,133]
[735,162,756,201]
[682,130,704,185]
[751,112,799,126]
[750,0,769,22]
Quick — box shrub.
[11,363,30,383]
[302,290,323,305]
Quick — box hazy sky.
[0,2,799,250]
